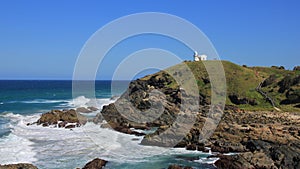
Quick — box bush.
[262,74,276,87]
[293,66,300,71]
[278,75,293,93]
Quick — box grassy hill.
[141,60,300,112]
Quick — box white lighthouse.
[194,51,207,61]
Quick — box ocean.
[0,80,217,169]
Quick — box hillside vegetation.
[141,60,300,112]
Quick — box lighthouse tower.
[193,51,207,61]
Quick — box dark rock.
[186,144,197,151]
[174,141,187,148]
[42,123,49,127]
[82,158,107,169]
[58,121,68,128]
[281,89,300,104]
[196,145,205,152]
[168,165,192,169]
[271,66,285,70]
[278,75,293,93]
[229,94,257,106]
[0,163,38,169]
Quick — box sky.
[0,0,299,80]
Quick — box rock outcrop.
[82,158,107,169]
[0,163,38,169]
[211,109,300,169]
[36,109,87,128]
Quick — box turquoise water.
[0,80,216,169]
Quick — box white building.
[193,51,207,61]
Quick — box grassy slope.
[142,60,300,112]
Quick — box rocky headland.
[32,61,300,168]
[92,61,300,168]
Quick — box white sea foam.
[66,96,116,110]
[194,157,219,164]
[0,97,214,168]
[0,134,37,164]
[0,113,40,165]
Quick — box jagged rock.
[82,158,107,169]
[36,109,87,128]
[0,163,38,169]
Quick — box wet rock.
[37,109,87,128]
[168,164,192,169]
[82,158,107,169]
[0,163,38,169]
[186,144,197,151]
[58,121,68,128]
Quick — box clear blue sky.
[0,0,299,80]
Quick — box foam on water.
[57,96,116,110]
[0,113,40,164]
[0,112,216,168]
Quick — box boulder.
[82,158,107,169]
[37,109,87,128]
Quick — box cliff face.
[94,61,300,168]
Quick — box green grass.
[141,60,300,112]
